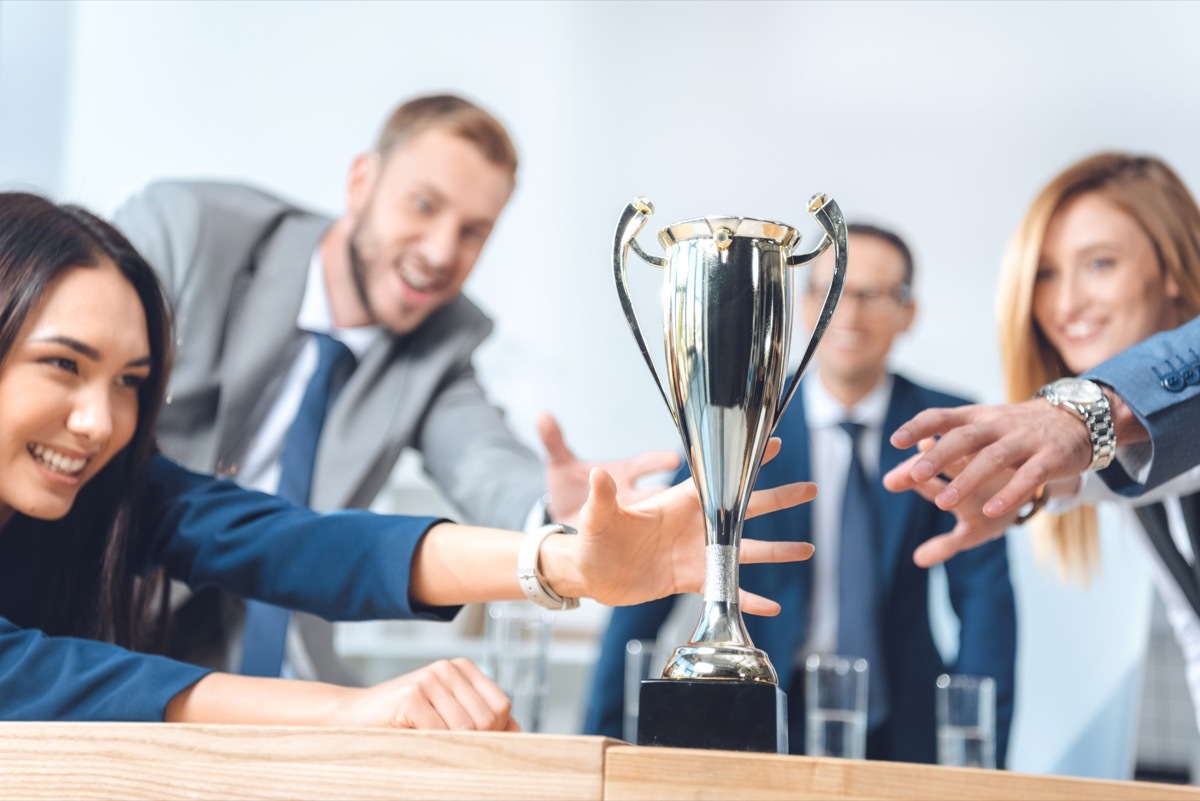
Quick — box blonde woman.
[890,153,1200,726]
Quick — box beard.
[346,228,379,328]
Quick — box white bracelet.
[517,524,580,611]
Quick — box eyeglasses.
[806,281,911,312]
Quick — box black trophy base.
[636,679,788,754]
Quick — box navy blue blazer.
[584,374,1017,766]
[0,456,451,721]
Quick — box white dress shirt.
[798,373,894,660]
[1047,463,1200,729]
[233,250,380,680]
[237,251,380,494]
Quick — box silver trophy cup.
[614,194,846,688]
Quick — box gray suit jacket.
[115,180,545,680]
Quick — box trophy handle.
[775,193,847,428]
[613,197,677,428]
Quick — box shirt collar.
[803,370,893,431]
[298,249,381,360]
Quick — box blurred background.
[3,0,1197,781]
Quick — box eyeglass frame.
[805,279,912,311]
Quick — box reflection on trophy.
[613,193,846,753]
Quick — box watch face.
[1050,377,1103,404]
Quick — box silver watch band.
[1037,379,1117,472]
[517,524,580,611]
[1081,394,1117,471]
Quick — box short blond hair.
[373,94,518,179]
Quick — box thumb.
[587,467,620,518]
[536,412,574,465]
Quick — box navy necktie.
[239,332,356,677]
[836,421,889,728]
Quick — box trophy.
[613,193,846,753]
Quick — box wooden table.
[1,724,1196,800]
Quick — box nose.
[1051,269,1087,320]
[66,386,113,447]
[415,217,460,274]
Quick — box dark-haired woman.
[0,192,815,727]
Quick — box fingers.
[890,407,971,450]
[882,452,925,492]
[912,531,968,568]
[745,481,817,518]
[536,412,574,465]
[912,522,1005,568]
[977,463,1054,518]
[908,475,947,505]
[739,589,783,617]
[761,437,782,465]
[390,659,513,732]
[738,539,814,565]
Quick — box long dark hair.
[0,192,173,650]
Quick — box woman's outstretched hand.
[545,438,816,616]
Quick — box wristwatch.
[1036,377,1116,471]
[517,524,580,611]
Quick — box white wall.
[44,0,1200,458]
[4,0,1198,777]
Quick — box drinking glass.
[804,654,868,759]
[481,601,553,733]
[936,673,997,769]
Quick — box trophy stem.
[659,531,779,684]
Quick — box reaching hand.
[883,399,1091,519]
[538,412,680,528]
[335,658,518,731]
[564,438,816,616]
[894,441,1021,568]
[166,658,518,731]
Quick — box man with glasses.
[583,224,1017,766]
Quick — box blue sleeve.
[0,617,211,721]
[943,527,1017,769]
[143,456,459,623]
[1084,317,1200,495]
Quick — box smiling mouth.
[1064,321,1099,339]
[397,256,450,295]
[29,444,88,477]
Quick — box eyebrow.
[30,335,152,368]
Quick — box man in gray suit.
[115,94,676,682]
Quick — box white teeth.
[29,444,87,475]
[1065,321,1097,338]
[402,269,436,292]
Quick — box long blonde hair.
[996,153,1200,582]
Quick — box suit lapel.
[1136,500,1200,620]
[1182,491,1200,597]
[876,377,919,596]
[310,294,492,511]
[214,214,327,471]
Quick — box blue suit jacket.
[0,456,451,721]
[1087,316,1200,495]
[584,374,1017,766]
